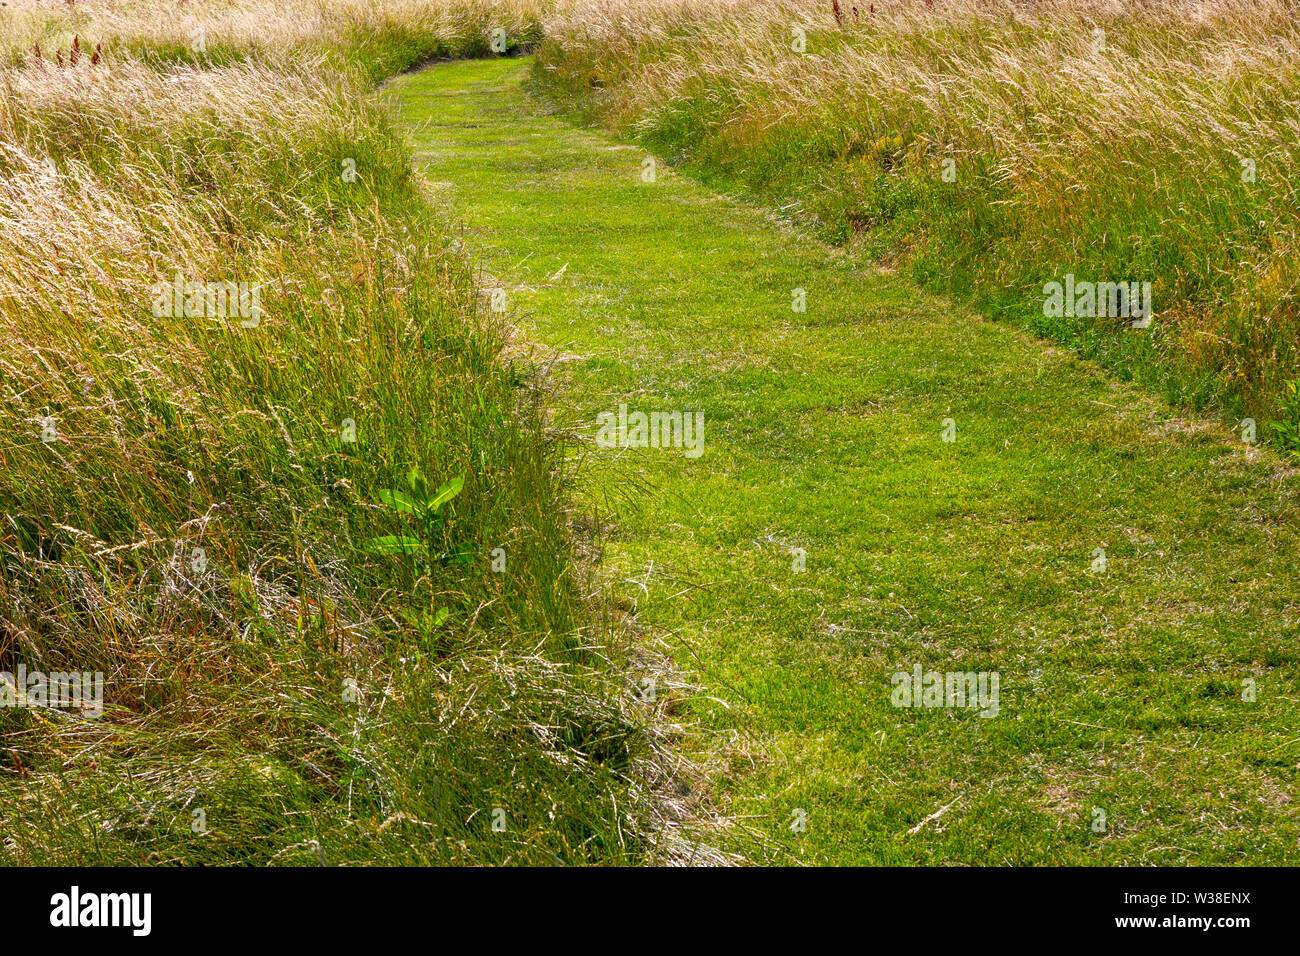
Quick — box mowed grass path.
[391,58,1300,865]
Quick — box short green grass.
[393,57,1300,865]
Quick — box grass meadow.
[0,0,668,866]
[1,0,1297,868]
[533,0,1300,446]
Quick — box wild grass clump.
[0,0,547,78]
[0,12,653,865]
[531,0,1300,445]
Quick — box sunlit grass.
[0,2,662,866]
[532,0,1300,444]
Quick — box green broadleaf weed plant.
[367,468,474,649]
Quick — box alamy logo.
[0,665,103,717]
[50,886,151,936]
[151,272,262,327]
[1042,274,1152,327]
[595,403,704,458]
[890,664,1000,718]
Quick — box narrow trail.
[391,58,1300,865]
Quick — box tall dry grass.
[0,3,670,865]
[533,0,1300,439]
[0,0,547,76]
